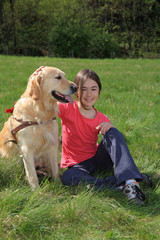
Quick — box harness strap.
[4,139,18,145]
[11,121,39,142]
[5,116,56,145]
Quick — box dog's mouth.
[52,91,74,104]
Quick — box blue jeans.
[62,128,143,190]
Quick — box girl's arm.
[96,122,115,135]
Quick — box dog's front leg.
[47,147,60,180]
[22,152,39,190]
[51,157,59,180]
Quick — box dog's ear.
[28,74,43,100]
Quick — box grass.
[0,55,160,239]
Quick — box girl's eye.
[82,88,97,91]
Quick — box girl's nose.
[86,89,91,96]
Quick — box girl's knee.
[107,127,120,135]
[61,168,84,186]
[104,128,124,141]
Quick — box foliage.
[88,28,121,58]
[48,21,90,58]
[100,0,160,57]
[48,21,120,58]
[0,0,160,58]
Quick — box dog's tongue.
[65,95,74,105]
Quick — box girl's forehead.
[83,78,99,87]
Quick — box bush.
[48,21,121,58]
[88,28,121,58]
[48,21,90,58]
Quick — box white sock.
[118,179,137,190]
[125,179,136,185]
[118,185,124,190]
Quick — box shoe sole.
[141,173,153,187]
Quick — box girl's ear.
[74,92,79,99]
[75,87,81,99]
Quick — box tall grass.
[0,55,160,239]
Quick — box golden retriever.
[0,66,77,189]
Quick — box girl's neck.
[78,102,97,119]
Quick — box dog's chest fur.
[17,120,58,153]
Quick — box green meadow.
[0,55,160,239]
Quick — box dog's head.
[27,66,77,104]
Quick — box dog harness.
[5,116,56,145]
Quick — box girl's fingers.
[96,122,115,134]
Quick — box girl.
[58,69,152,204]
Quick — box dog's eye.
[55,76,61,80]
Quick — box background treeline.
[0,0,160,58]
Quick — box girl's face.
[79,78,100,110]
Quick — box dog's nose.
[70,84,77,93]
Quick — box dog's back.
[0,116,19,157]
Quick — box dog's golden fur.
[0,66,77,189]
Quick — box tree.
[0,0,159,57]
[96,0,160,57]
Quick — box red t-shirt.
[58,101,111,168]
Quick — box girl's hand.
[96,122,114,135]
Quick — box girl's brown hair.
[74,69,101,98]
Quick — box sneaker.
[123,181,146,205]
[141,173,153,187]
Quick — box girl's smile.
[79,78,100,110]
